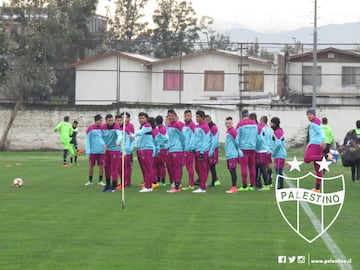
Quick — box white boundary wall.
[0,104,357,151]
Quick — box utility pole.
[238,43,249,119]
[312,0,318,111]
[179,48,182,104]
[116,52,121,114]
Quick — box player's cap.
[271,117,280,126]
[94,114,102,121]
[306,108,316,115]
[241,109,249,118]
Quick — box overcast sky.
[97,0,360,33]
[1,0,358,33]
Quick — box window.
[302,66,321,86]
[204,71,224,91]
[244,71,264,91]
[163,70,183,90]
[342,67,360,86]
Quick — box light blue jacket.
[101,124,122,151]
[256,123,272,153]
[208,123,220,157]
[157,125,169,150]
[272,128,287,159]
[236,119,258,150]
[167,121,185,153]
[182,121,195,151]
[308,117,325,145]
[85,124,105,155]
[225,127,243,159]
[134,123,155,151]
[119,125,135,155]
[193,122,210,154]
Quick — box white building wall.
[75,70,117,104]
[151,54,276,104]
[75,55,151,105]
[289,62,360,95]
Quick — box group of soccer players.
[83,108,287,194]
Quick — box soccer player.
[148,116,160,189]
[224,116,243,193]
[255,116,272,190]
[85,114,105,186]
[205,115,220,187]
[192,110,210,193]
[304,108,326,192]
[133,112,155,193]
[54,116,73,167]
[115,114,135,190]
[70,120,79,165]
[120,112,135,133]
[182,109,196,190]
[119,112,135,184]
[166,109,185,193]
[101,114,122,192]
[270,117,286,189]
[260,116,274,186]
[155,115,169,186]
[236,109,258,191]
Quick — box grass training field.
[0,149,358,270]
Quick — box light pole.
[312,0,318,111]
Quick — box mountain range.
[226,22,360,47]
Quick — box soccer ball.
[13,178,24,188]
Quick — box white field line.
[285,178,353,270]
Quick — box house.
[71,49,277,105]
[70,52,158,105]
[283,47,360,105]
[148,50,276,104]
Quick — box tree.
[0,1,55,149]
[152,0,201,58]
[49,0,99,100]
[281,41,302,54]
[199,16,232,51]
[248,37,259,57]
[108,0,149,41]
[247,37,274,61]
[0,0,97,150]
[0,21,8,83]
[259,47,274,61]
[106,0,151,53]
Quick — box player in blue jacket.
[155,115,169,186]
[224,116,243,193]
[133,112,155,192]
[236,109,258,191]
[206,115,221,188]
[85,114,105,186]
[304,108,326,192]
[255,116,272,190]
[101,114,122,192]
[270,117,286,189]
[115,114,135,190]
[182,110,196,190]
[166,109,185,193]
[192,110,211,193]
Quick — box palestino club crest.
[275,157,345,243]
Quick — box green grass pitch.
[0,149,358,270]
